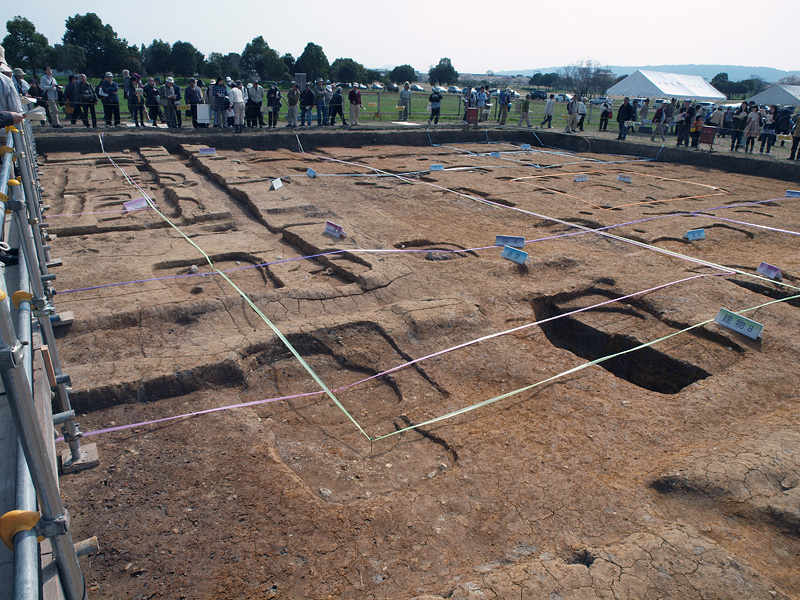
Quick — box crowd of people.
[1,43,799,160]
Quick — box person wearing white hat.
[159,76,179,128]
[0,45,22,112]
[99,72,120,126]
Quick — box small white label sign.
[617,174,632,183]
[714,308,763,340]
[198,147,216,155]
[756,262,782,281]
[271,179,283,190]
[574,174,589,182]
[495,235,525,248]
[324,221,344,238]
[124,197,149,211]
[501,245,528,265]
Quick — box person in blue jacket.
[99,72,120,127]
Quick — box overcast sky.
[7,0,798,75]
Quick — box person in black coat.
[616,97,635,140]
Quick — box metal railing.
[0,120,93,600]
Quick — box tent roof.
[748,84,800,107]
[606,70,726,101]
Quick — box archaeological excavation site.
[22,127,800,598]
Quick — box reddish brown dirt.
[41,136,800,599]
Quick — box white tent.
[606,70,726,101]
[748,84,800,107]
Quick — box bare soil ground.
[40,134,800,599]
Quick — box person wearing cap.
[12,67,30,98]
[328,86,346,126]
[616,96,635,140]
[299,82,314,126]
[210,77,228,128]
[266,83,282,128]
[286,82,300,127]
[185,78,204,128]
[39,66,62,128]
[577,97,587,132]
[348,83,361,126]
[398,82,411,121]
[0,46,22,113]
[158,77,179,128]
[313,78,328,126]
[245,81,264,128]
[98,72,120,127]
[128,74,145,127]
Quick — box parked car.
[590,96,612,106]
[386,83,399,92]
[531,90,547,100]
[371,83,384,90]
[359,83,368,89]
[410,84,425,91]
[447,86,461,93]
[554,93,572,102]
[431,86,447,93]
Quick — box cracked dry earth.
[40,136,800,599]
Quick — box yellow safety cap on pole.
[11,290,33,309]
[0,192,7,202]
[6,179,20,186]
[0,145,13,156]
[0,290,6,301]
[0,510,42,550]
[4,125,19,134]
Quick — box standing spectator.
[776,106,793,146]
[708,105,724,133]
[616,97,635,140]
[675,100,694,147]
[729,101,748,151]
[266,83,282,128]
[98,72,120,127]
[428,87,442,125]
[0,46,23,112]
[638,98,649,122]
[541,94,555,128]
[128,74,145,127]
[518,93,532,127]
[229,80,245,133]
[398,82,411,121]
[721,107,733,138]
[348,83,361,126]
[246,81,264,128]
[122,69,132,118]
[650,103,667,141]
[40,66,62,128]
[185,78,204,128]
[286,82,300,127]
[12,67,30,97]
[758,105,778,154]
[210,77,228,128]
[565,95,578,133]
[476,86,487,122]
[742,103,761,153]
[75,74,97,127]
[788,115,800,160]
[665,98,676,134]
[599,101,611,131]
[498,88,511,125]
[143,77,160,127]
[577,97,587,131]
[159,77,179,128]
[329,86,346,125]
[462,86,476,122]
[300,82,314,126]
[63,75,77,125]
[313,78,328,126]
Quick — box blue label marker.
[307,168,317,178]
[574,174,589,182]
[684,229,705,241]
[520,144,531,150]
[495,235,526,248]
[617,174,632,183]
[785,190,800,197]
[501,246,528,265]
[490,152,501,158]
[430,164,444,171]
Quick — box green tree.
[172,41,202,77]
[295,42,329,82]
[528,72,543,87]
[389,64,415,84]
[144,39,171,76]
[63,13,130,77]
[710,72,729,89]
[50,43,86,74]
[241,36,283,80]
[281,53,295,76]
[3,16,50,77]
[540,72,561,90]
[365,69,382,84]
[427,58,458,86]
[330,58,365,84]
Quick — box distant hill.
[496,65,800,83]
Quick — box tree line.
[2,13,460,86]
